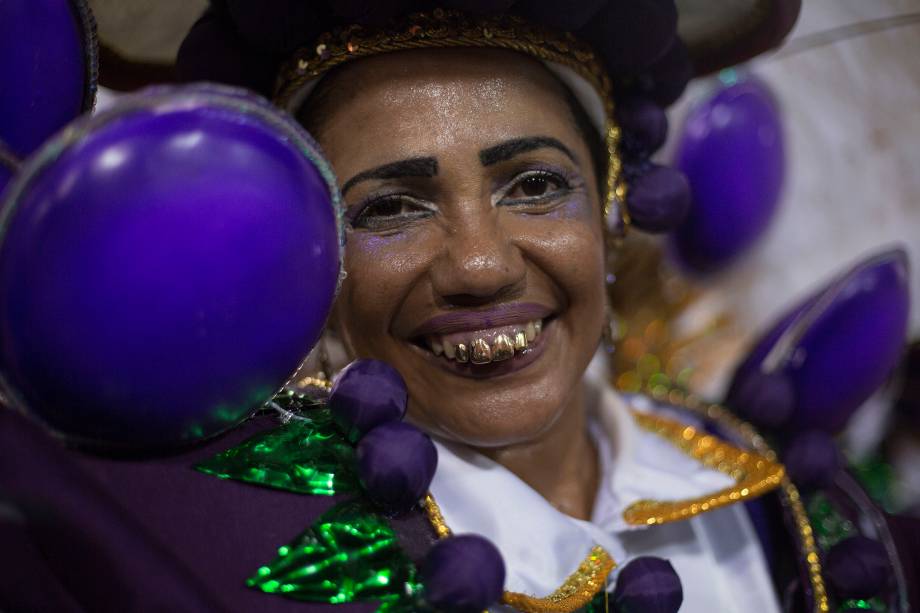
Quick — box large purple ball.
[0,84,342,448]
[421,534,506,613]
[729,249,910,434]
[0,0,96,158]
[356,421,437,512]
[329,359,408,442]
[672,76,785,274]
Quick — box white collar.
[429,370,735,597]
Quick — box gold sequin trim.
[424,494,615,613]
[651,388,830,613]
[274,9,628,235]
[501,545,615,613]
[623,411,786,526]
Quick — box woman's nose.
[430,212,526,305]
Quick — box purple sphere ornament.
[611,556,683,613]
[0,84,343,448]
[0,0,97,158]
[729,249,910,434]
[421,534,506,613]
[616,97,669,156]
[825,536,889,599]
[783,430,841,491]
[671,75,785,274]
[625,164,691,233]
[329,359,408,442]
[356,421,437,512]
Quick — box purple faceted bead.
[729,249,910,434]
[356,422,437,512]
[826,536,889,599]
[329,359,408,442]
[725,370,795,430]
[611,556,682,613]
[783,431,841,491]
[422,534,506,613]
[0,0,96,157]
[0,84,342,448]
[671,76,785,274]
[626,164,691,233]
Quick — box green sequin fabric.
[197,392,359,496]
[248,499,425,611]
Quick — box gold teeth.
[428,319,544,365]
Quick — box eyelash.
[347,168,577,231]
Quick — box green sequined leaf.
[249,499,425,611]
[196,395,358,496]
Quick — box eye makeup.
[345,191,438,232]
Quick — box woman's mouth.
[422,319,544,364]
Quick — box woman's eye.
[350,196,432,230]
[503,172,569,203]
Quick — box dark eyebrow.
[341,157,438,196]
[479,136,579,167]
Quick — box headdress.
[174,1,800,237]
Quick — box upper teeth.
[426,319,544,364]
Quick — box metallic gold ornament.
[470,338,492,364]
[492,334,514,361]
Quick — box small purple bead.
[783,430,841,491]
[329,359,408,442]
[611,556,682,613]
[825,536,889,599]
[726,370,795,430]
[617,97,669,156]
[421,534,506,613]
[626,164,691,233]
[356,421,437,512]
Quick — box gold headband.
[274,9,629,234]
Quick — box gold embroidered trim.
[273,9,628,234]
[649,388,830,613]
[424,494,615,613]
[501,545,615,613]
[623,411,786,526]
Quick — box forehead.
[310,48,581,165]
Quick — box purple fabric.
[329,359,408,443]
[515,0,606,31]
[0,87,340,448]
[421,534,506,612]
[578,0,678,72]
[0,0,88,157]
[0,408,377,612]
[825,536,890,600]
[356,422,438,513]
[611,556,682,613]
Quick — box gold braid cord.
[424,495,615,613]
[623,411,786,526]
[423,403,823,613]
[648,388,830,613]
[274,9,628,233]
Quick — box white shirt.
[429,368,781,612]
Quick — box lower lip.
[411,319,553,379]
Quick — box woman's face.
[313,48,606,447]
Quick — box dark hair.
[296,60,607,196]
